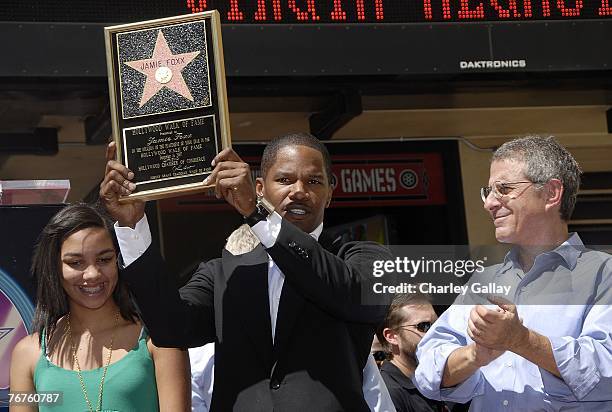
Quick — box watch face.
[245,206,267,227]
[256,203,270,218]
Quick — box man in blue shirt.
[414,136,612,411]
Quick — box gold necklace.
[66,310,120,412]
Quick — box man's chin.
[284,214,315,233]
[494,228,514,244]
[290,220,315,233]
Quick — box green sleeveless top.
[34,327,159,412]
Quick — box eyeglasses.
[397,321,432,334]
[480,180,536,203]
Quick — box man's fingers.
[213,161,249,173]
[217,176,246,193]
[104,143,126,177]
[215,168,249,182]
[468,318,478,335]
[467,325,478,342]
[100,169,136,201]
[203,169,217,186]
[99,182,119,201]
[105,142,135,182]
[474,305,492,320]
[467,327,474,340]
[469,311,487,330]
[101,179,132,198]
[214,175,245,199]
[204,160,248,185]
[107,169,136,190]
[203,162,224,186]
[211,148,242,167]
[469,308,480,324]
[110,180,132,197]
[487,295,515,312]
[105,161,134,183]
[105,141,116,164]
[475,304,506,323]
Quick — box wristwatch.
[245,196,275,227]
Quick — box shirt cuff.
[436,345,484,403]
[114,215,152,267]
[250,211,282,248]
[549,335,600,400]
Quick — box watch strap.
[245,196,274,227]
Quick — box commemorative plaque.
[104,11,230,201]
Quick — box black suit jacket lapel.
[273,235,339,360]
[273,278,305,360]
[222,245,273,370]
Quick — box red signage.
[4,0,610,23]
[159,152,445,212]
[329,153,446,207]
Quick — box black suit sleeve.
[121,245,217,348]
[266,218,393,324]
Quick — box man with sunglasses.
[414,136,612,410]
[377,293,448,412]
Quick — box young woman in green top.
[9,203,190,411]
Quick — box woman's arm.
[149,340,191,412]
[9,335,39,412]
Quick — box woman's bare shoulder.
[12,333,41,365]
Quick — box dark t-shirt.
[380,361,448,412]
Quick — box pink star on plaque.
[125,30,200,108]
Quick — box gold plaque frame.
[104,11,231,201]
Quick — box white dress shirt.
[188,343,215,411]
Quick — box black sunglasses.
[398,321,432,334]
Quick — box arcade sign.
[158,152,446,212]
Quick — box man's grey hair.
[492,135,582,221]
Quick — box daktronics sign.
[329,153,446,207]
[159,152,446,212]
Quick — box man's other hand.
[467,297,528,352]
[99,141,145,228]
[204,148,257,217]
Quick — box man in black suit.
[100,133,392,411]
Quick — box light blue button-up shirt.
[414,233,612,411]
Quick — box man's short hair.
[376,292,431,353]
[261,133,333,184]
[492,135,582,221]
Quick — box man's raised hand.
[203,148,257,217]
[99,141,145,228]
